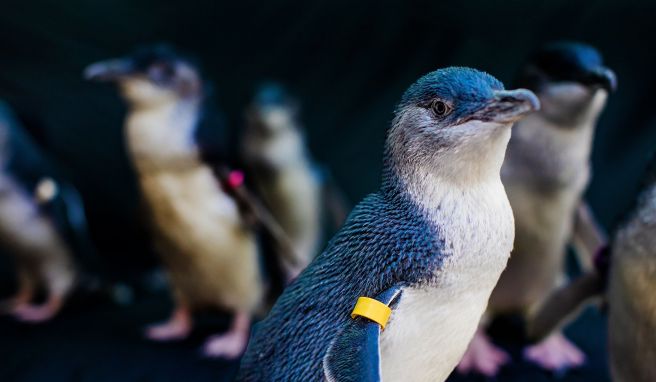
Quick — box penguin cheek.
[121,79,171,104]
[262,108,290,131]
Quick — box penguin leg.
[1,269,35,313]
[12,294,64,323]
[12,263,72,323]
[146,299,193,341]
[202,310,250,359]
[456,325,510,377]
[523,331,585,372]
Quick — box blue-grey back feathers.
[237,191,446,380]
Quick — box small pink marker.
[227,170,245,188]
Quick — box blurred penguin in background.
[242,83,344,280]
[85,45,292,358]
[458,42,617,375]
[527,154,656,382]
[607,156,656,381]
[0,101,97,323]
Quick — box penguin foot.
[145,306,192,341]
[1,280,35,314]
[202,311,250,359]
[12,298,62,323]
[0,297,27,314]
[457,328,510,377]
[202,330,249,359]
[523,332,585,373]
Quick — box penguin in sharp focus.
[241,83,326,279]
[236,67,539,382]
[0,101,98,322]
[84,45,292,358]
[458,42,617,375]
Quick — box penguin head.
[518,42,616,125]
[247,82,299,134]
[84,44,203,108]
[389,67,538,178]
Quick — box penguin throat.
[125,98,202,173]
[381,124,510,216]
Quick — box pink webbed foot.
[1,277,34,315]
[145,305,192,341]
[1,296,30,315]
[12,296,63,323]
[457,328,510,377]
[524,332,585,372]
[202,311,250,359]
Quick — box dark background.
[0,0,654,381]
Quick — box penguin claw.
[202,331,248,359]
[457,329,510,377]
[523,332,585,373]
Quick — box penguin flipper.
[323,286,403,382]
[37,179,101,275]
[527,271,604,342]
[215,165,299,266]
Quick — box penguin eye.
[148,62,176,86]
[430,100,451,117]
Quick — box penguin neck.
[125,97,203,174]
[382,127,510,217]
[509,90,606,180]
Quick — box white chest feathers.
[124,101,242,235]
[125,101,200,173]
[380,180,514,382]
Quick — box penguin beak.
[581,66,617,92]
[474,89,541,124]
[83,58,135,82]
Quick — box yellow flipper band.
[350,297,392,329]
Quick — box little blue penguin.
[458,42,617,375]
[607,155,656,381]
[236,67,539,382]
[85,45,278,358]
[525,153,656,382]
[241,83,324,279]
[0,101,96,322]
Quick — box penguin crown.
[247,82,300,133]
[519,41,616,92]
[254,82,295,108]
[85,43,205,102]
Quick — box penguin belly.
[380,284,494,382]
[260,165,321,267]
[0,177,75,295]
[608,187,656,382]
[380,184,513,382]
[139,166,263,312]
[488,181,582,313]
